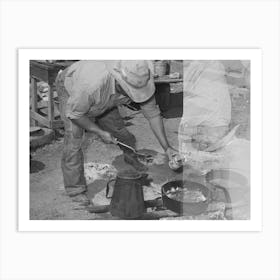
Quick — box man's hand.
[165,146,179,161]
[99,131,117,144]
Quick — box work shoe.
[124,153,148,172]
[71,193,91,206]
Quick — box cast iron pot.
[161,180,211,215]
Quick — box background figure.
[179,60,250,219]
[179,60,231,153]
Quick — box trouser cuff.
[66,186,87,197]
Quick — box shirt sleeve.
[140,95,161,120]
[65,89,93,119]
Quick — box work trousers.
[55,71,136,197]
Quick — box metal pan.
[116,141,153,161]
[161,180,211,215]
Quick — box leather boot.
[71,193,91,206]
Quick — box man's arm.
[148,115,178,160]
[140,96,178,159]
[72,116,116,144]
[148,115,169,151]
[66,88,117,144]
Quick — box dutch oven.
[161,180,211,215]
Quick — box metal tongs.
[116,140,153,161]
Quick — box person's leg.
[55,71,90,205]
[96,107,147,172]
[61,126,87,196]
[96,107,136,148]
[154,84,171,114]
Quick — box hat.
[111,60,155,103]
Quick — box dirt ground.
[30,84,250,220]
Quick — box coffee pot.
[106,170,146,219]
